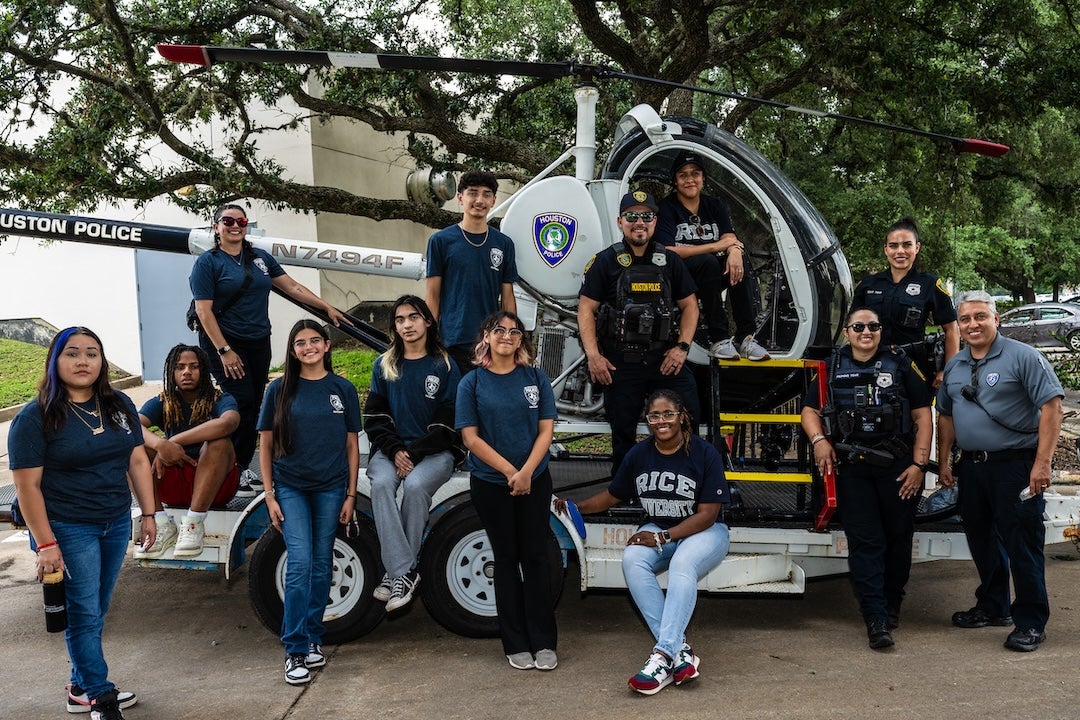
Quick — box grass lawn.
[0,339,49,407]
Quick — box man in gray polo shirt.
[937,290,1064,652]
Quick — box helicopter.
[4,43,1060,644]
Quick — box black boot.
[867,620,894,650]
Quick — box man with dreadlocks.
[136,344,240,558]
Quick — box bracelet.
[265,487,275,496]
[810,434,827,445]
[35,541,58,552]
[346,494,357,499]
[140,514,155,519]
[652,532,663,554]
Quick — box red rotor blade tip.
[156,44,212,67]
[958,139,1010,158]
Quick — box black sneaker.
[386,570,420,612]
[952,607,1013,628]
[89,690,124,720]
[235,469,259,498]
[867,620,894,650]
[285,654,310,685]
[1004,627,1046,652]
[67,684,136,714]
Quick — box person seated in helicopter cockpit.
[655,151,770,362]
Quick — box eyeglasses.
[846,322,882,333]
[293,337,326,348]
[217,216,249,228]
[621,211,656,223]
[645,410,679,424]
[688,214,704,237]
[490,326,523,337]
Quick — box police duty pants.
[956,456,1049,632]
[680,252,757,343]
[836,459,919,624]
[603,354,699,475]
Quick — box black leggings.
[199,333,271,470]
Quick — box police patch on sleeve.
[935,278,952,297]
[583,254,596,274]
[616,252,632,267]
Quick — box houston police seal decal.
[616,252,632,267]
[533,213,577,268]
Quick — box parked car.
[998,302,1080,350]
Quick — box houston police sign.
[533,212,577,268]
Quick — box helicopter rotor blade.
[157,44,1009,158]
[156,44,580,79]
[606,69,1010,157]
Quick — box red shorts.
[158,462,241,509]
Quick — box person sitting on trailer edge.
[365,295,462,612]
[556,389,729,695]
[137,344,241,559]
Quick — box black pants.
[199,333,271,470]
[836,459,919,624]
[470,471,557,655]
[956,457,1048,631]
[603,353,699,475]
[448,344,477,378]
[680,252,757,342]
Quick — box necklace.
[68,396,105,436]
[225,249,243,265]
[460,225,489,248]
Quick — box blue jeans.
[275,484,345,655]
[369,449,454,578]
[622,522,730,660]
[49,516,130,701]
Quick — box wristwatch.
[217,345,231,356]
[675,341,690,352]
[660,530,672,544]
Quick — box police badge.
[616,252,632,268]
[985,372,1000,387]
[905,283,921,296]
[424,374,440,399]
[651,253,666,267]
[489,247,504,270]
[524,385,540,408]
[254,258,269,274]
[876,373,894,388]
[329,394,345,413]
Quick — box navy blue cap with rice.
[619,190,659,213]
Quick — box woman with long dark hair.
[190,204,349,496]
[455,311,558,671]
[556,389,730,695]
[8,327,157,719]
[365,295,461,611]
[256,320,361,685]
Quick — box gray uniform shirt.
[937,333,1063,450]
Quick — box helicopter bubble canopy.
[500,175,605,302]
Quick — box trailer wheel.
[418,507,563,638]
[248,519,385,644]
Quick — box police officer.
[851,217,958,388]
[655,151,769,361]
[938,290,1064,653]
[801,307,933,650]
[578,191,700,474]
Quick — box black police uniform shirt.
[851,268,956,347]
[655,194,736,247]
[800,345,932,443]
[607,434,729,529]
[579,239,697,309]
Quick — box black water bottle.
[43,569,67,633]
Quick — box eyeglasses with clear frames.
[645,410,679,424]
[293,337,326,348]
[490,326,523,337]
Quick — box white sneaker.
[284,654,310,685]
[173,516,205,557]
[709,338,741,360]
[134,517,177,559]
[739,335,771,361]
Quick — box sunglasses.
[846,322,882,333]
[216,216,249,228]
[621,211,656,223]
[490,326,523,337]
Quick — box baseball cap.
[619,190,659,213]
[671,150,705,179]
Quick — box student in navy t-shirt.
[455,311,558,671]
[256,320,362,686]
[557,389,730,695]
[364,295,461,612]
[190,204,351,497]
[8,327,156,716]
[137,344,241,560]
[425,170,518,374]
